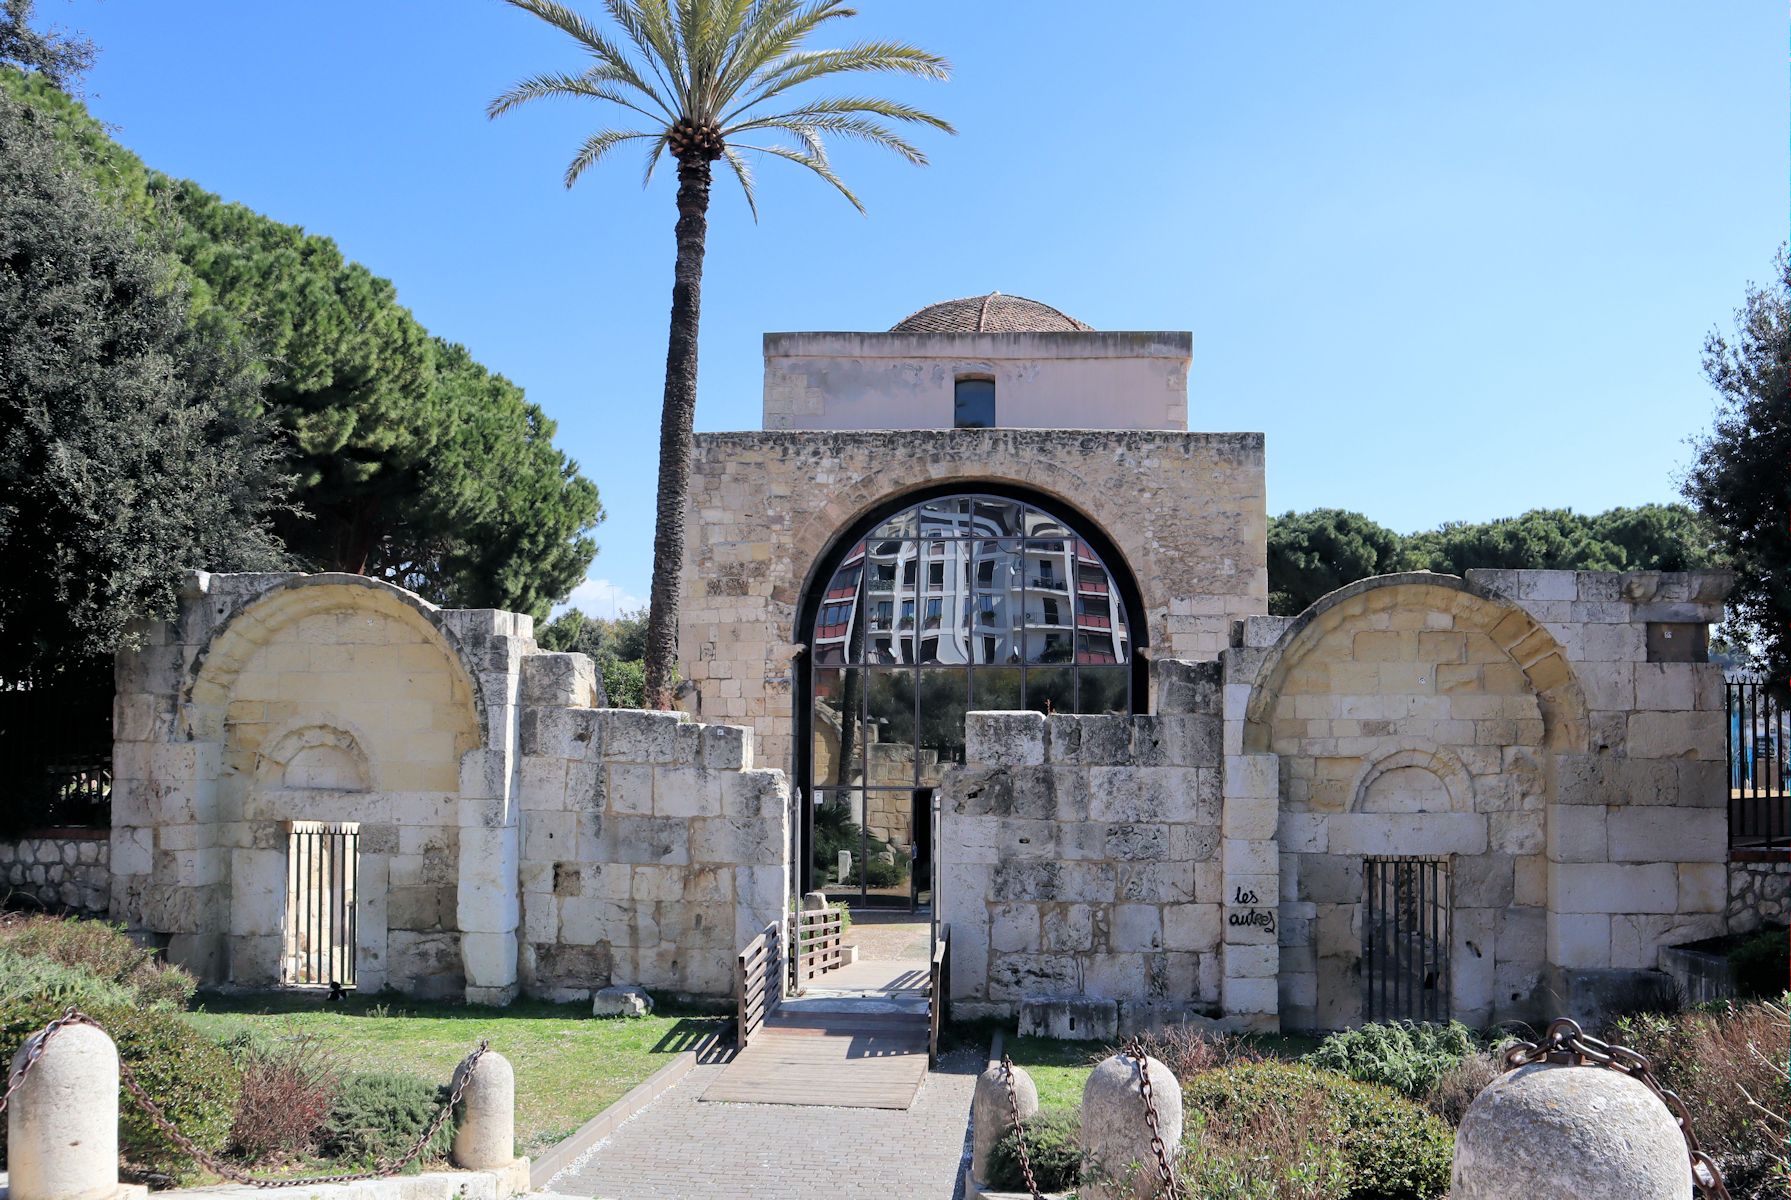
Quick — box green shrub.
[0,913,194,1008]
[320,1072,454,1171]
[0,983,239,1184]
[987,1106,1083,1193]
[0,946,135,1008]
[1731,927,1789,1000]
[1303,1021,1478,1099]
[1183,1060,1453,1200]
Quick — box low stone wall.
[0,830,109,915]
[516,707,789,1002]
[1729,859,1791,932]
[940,705,1225,1031]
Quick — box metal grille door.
[283,821,359,989]
[1362,856,1451,1023]
[1727,677,1790,852]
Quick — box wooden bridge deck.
[705,950,934,1110]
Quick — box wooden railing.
[929,923,951,1066]
[736,921,782,1050]
[793,905,845,988]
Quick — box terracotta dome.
[890,292,1093,334]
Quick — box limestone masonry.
[109,293,1760,1030]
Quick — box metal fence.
[0,669,113,831]
[283,822,359,989]
[1362,856,1452,1024]
[1725,677,1790,853]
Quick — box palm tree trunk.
[642,155,713,710]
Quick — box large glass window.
[806,493,1136,906]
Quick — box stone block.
[1677,862,1726,913]
[1111,905,1163,952]
[1547,805,1607,862]
[1551,862,1678,915]
[601,709,686,763]
[1163,903,1220,952]
[700,724,754,770]
[520,651,604,708]
[1154,658,1222,715]
[1222,974,1277,1014]
[991,903,1041,953]
[1547,913,1612,969]
[1018,995,1118,1041]
[1224,754,1279,800]
[1625,711,1723,761]
[1328,813,1486,856]
[1606,807,1726,863]
[965,711,1046,766]
[1221,838,1276,876]
[654,767,723,819]
[1222,792,1277,840]
[1490,811,1545,856]
[592,983,652,1017]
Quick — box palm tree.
[491,0,954,709]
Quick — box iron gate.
[1726,677,1790,852]
[283,821,359,989]
[1362,856,1451,1023]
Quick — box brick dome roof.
[890,292,1093,334]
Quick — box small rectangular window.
[954,377,996,428]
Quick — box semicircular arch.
[1242,573,1588,756]
[182,574,487,746]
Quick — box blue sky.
[47,1,1787,616]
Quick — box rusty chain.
[999,1052,1044,1200]
[0,1004,88,1116]
[1125,1037,1182,1200]
[1503,1016,1731,1200]
[8,1007,487,1190]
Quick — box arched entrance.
[796,487,1147,907]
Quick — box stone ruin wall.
[939,690,1230,1034]
[515,706,788,1002]
[111,572,787,1005]
[681,429,1269,773]
[0,831,109,916]
[1235,569,1733,1031]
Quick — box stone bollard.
[1453,1062,1692,1199]
[971,1061,1038,1185]
[8,1021,120,1200]
[1079,1051,1183,1200]
[451,1049,516,1171]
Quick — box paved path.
[546,1048,980,1199]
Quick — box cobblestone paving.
[548,1048,979,1200]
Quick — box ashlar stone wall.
[515,707,789,1002]
[1235,569,1732,1031]
[683,429,1268,772]
[939,690,1228,1033]
[112,572,536,1000]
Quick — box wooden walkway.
[702,955,933,1110]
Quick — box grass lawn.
[184,991,726,1158]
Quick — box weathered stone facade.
[111,572,783,1005]
[106,302,1760,1031]
[0,831,109,915]
[940,701,1226,1032]
[681,428,1269,772]
[515,707,788,1002]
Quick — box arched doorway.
[796,488,1147,907]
